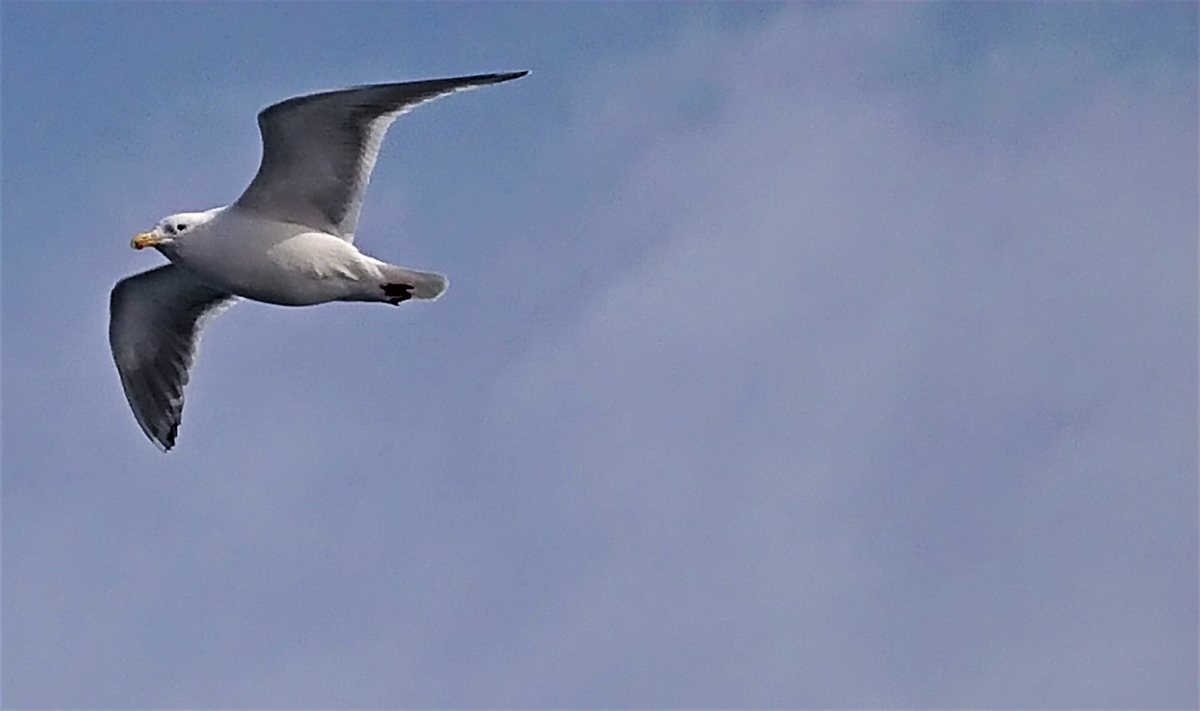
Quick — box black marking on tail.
[383,283,414,305]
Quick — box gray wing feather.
[109,265,237,451]
[233,71,528,241]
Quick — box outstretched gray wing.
[232,71,529,241]
[109,265,237,451]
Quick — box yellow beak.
[131,232,161,250]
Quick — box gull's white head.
[131,209,220,254]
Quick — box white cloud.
[468,5,1196,707]
[4,4,1194,708]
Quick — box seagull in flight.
[109,71,528,451]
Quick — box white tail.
[380,264,448,301]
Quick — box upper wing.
[232,71,529,242]
[109,265,237,451]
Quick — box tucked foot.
[382,282,414,305]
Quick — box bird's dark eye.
[176,223,186,231]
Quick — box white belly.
[173,210,379,306]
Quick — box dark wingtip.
[144,421,176,452]
[481,70,529,85]
[139,424,174,453]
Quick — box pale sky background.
[2,2,1197,708]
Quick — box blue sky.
[3,2,1196,708]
